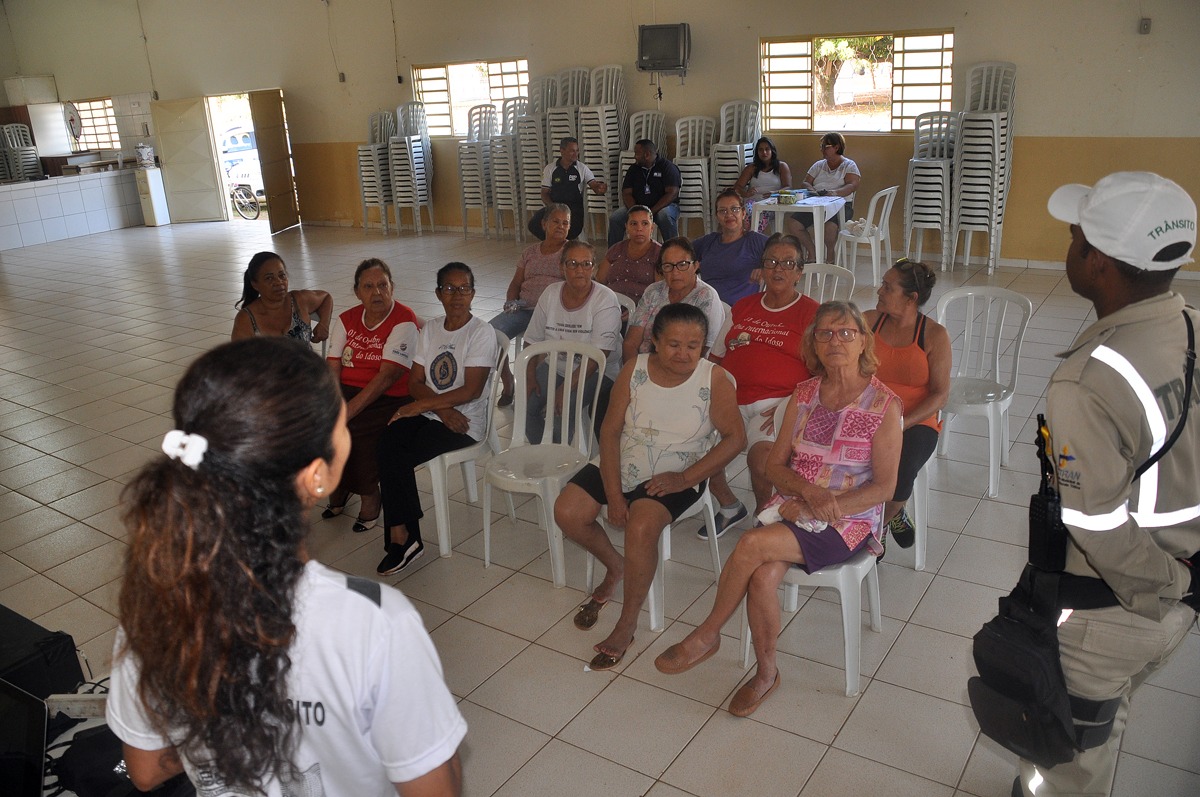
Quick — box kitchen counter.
[0,171,145,251]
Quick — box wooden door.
[249,89,300,233]
[149,98,225,222]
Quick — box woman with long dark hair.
[231,251,333,343]
[107,337,465,796]
[733,136,792,201]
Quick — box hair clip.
[162,430,208,470]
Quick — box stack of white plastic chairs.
[904,111,959,270]
[458,104,498,238]
[388,102,435,234]
[488,98,528,240]
[516,112,547,235]
[950,62,1016,273]
[2,124,40,181]
[711,100,759,206]
[578,65,627,240]
[675,115,717,236]
[359,112,396,233]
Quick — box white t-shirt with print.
[414,314,499,441]
[524,281,623,381]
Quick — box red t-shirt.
[719,293,819,404]
[328,302,421,397]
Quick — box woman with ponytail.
[106,337,465,796]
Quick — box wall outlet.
[1139,17,1151,34]
[338,72,346,83]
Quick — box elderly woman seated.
[554,303,745,671]
[522,239,622,443]
[653,301,901,717]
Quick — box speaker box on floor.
[0,603,85,698]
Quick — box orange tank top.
[872,313,941,432]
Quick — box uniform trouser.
[1016,601,1196,796]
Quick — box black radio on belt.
[1029,413,1069,572]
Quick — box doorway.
[208,94,266,223]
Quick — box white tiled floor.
[1,220,1197,797]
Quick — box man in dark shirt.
[607,139,681,246]
[528,137,606,240]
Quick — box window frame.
[412,58,529,137]
[74,97,122,150]
[760,28,953,134]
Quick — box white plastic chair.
[836,185,898,286]
[740,549,882,697]
[935,286,1033,498]
[674,116,717,159]
[423,331,509,557]
[482,340,606,587]
[628,110,666,151]
[909,459,929,572]
[801,263,855,302]
[585,485,722,632]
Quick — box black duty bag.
[0,604,84,699]
[49,724,195,797]
[967,568,1080,769]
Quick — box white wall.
[3,0,1197,142]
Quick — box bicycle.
[230,183,261,220]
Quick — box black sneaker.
[699,501,748,539]
[890,508,916,549]
[377,537,424,576]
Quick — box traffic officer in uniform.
[528,136,607,241]
[1016,171,1199,795]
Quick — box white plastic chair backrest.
[369,112,396,145]
[935,286,1032,397]
[397,102,427,136]
[912,111,960,160]
[859,185,899,239]
[3,124,33,148]
[615,293,637,319]
[501,97,529,136]
[967,61,1017,112]
[628,111,666,152]
[528,77,557,114]
[556,67,590,106]
[803,263,855,303]
[674,116,717,158]
[718,100,759,144]
[511,340,606,454]
[466,105,498,142]
[484,330,511,442]
[590,65,624,104]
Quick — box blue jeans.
[608,204,679,246]
[490,307,534,340]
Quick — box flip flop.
[729,671,781,717]
[588,638,633,671]
[654,638,721,675]
[573,598,608,630]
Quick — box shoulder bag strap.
[1134,311,1195,480]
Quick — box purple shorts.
[783,521,868,573]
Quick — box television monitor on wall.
[637,23,691,75]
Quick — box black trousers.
[377,414,476,549]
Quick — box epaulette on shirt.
[345,574,382,607]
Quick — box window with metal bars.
[75,98,121,149]
[413,59,529,137]
[761,31,952,133]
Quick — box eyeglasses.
[660,260,695,272]
[813,327,859,342]
[437,285,474,295]
[563,259,594,271]
[894,257,926,290]
[715,207,744,216]
[761,258,800,271]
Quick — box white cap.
[1048,171,1196,271]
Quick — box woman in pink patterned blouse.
[652,301,901,717]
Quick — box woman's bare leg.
[746,441,775,513]
[594,499,671,658]
[668,524,804,658]
[744,559,791,693]
[554,484,624,602]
